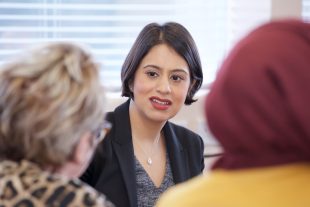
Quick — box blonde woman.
[0,42,113,207]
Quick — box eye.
[146,71,158,78]
[171,75,184,82]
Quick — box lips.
[150,96,172,110]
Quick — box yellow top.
[156,163,310,207]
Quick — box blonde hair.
[0,42,105,167]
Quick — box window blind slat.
[0,27,141,32]
[0,3,176,10]
[0,15,172,21]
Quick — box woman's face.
[131,43,191,123]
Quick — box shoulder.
[168,122,199,136]
[66,178,114,207]
[104,99,130,126]
[156,175,207,207]
[48,176,114,207]
[106,99,130,118]
[166,121,203,145]
[0,160,114,207]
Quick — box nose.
[156,77,171,94]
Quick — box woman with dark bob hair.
[81,22,205,207]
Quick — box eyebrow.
[143,64,189,75]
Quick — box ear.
[55,132,94,178]
[128,82,133,92]
[72,132,93,165]
[188,79,197,94]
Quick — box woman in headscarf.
[156,19,310,207]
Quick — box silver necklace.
[133,133,161,165]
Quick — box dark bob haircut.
[121,22,203,105]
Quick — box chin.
[150,113,176,123]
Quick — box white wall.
[271,0,302,19]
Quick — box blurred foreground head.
[0,42,105,177]
[205,20,310,170]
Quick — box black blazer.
[80,100,204,207]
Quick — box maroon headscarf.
[205,19,310,170]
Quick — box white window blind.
[1,0,296,90]
[227,0,271,51]
[0,0,229,89]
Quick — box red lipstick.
[149,96,172,110]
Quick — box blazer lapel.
[111,100,137,207]
[163,122,190,183]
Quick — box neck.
[129,99,165,142]
[52,161,81,179]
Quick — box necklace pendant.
[147,158,152,165]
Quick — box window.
[303,0,310,20]
[0,0,302,90]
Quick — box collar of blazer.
[107,99,189,207]
[111,99,184,151]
